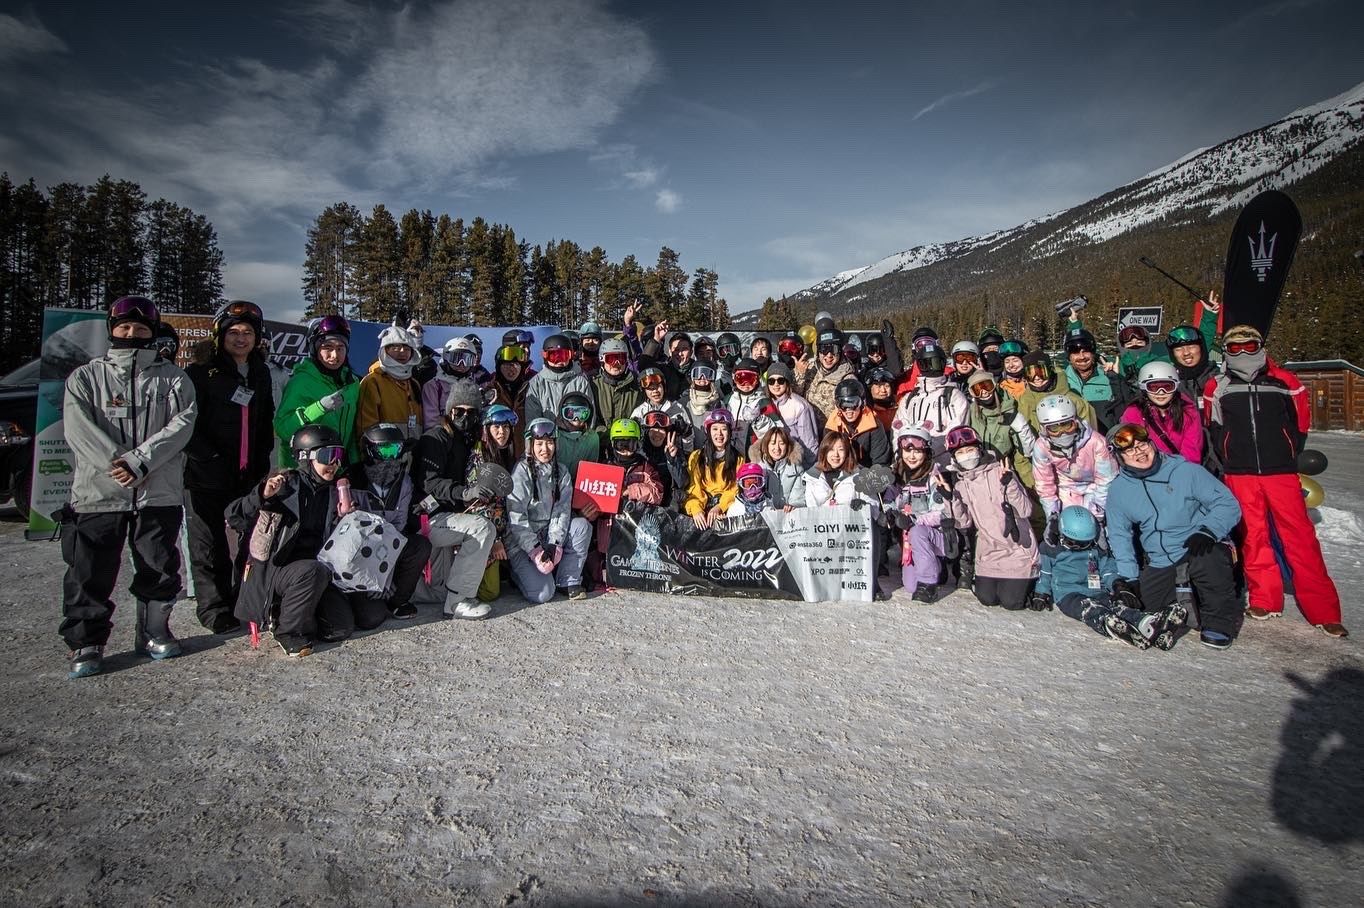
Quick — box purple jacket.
[949,457,1039,580]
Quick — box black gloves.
[1001,502,1022,545]
[1111,578,1142,611]
[1028,592,1054,611]
[1184,529,1218,557]
[1044,512,1060,548]
[849,497,865,511]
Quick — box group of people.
[56,292,1347,677]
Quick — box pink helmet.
[704,407,735,430]
[736,462,767,501]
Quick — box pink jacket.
[949,457,1038,580]
[1030,425,1118,519]
[1120,397,1204,464]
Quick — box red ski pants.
[1225,472,1341,624]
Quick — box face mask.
[450,410,479,435]
[379,347,415,381]
[365,459,407,488]
[109,336,155,351]
[953,449,982,471]
[1048,432,1077,451]
[1226,349,1267,380]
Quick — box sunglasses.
[110,296,160,322]
[1142,380,1178,395]
[1226,340,1262,355]
[1043,418,1080,437]
[767,376,789,386]
[543,348,574,366]
[642,411,672,429]
[309,445,345,465]
[560,405,591,423]
[1110,424,1151,452]
[952,352,979,365]
[603,353,629,368]
[640,374,665,390]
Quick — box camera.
[1054,295,1088,315]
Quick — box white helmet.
[1138,360,1180,390]
[951,340,980,357]
[443,336,475,357]
[1036,394,1078,426]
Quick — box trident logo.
[1249,221,1277,283]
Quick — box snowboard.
[1222,189,1302,339]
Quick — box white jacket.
[892,373,968,454]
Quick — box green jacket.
[966,396,1037,488]
[274,358,362,467]
[592,371,644,444]
[1019,369,1096,435]
[556,429,604,481]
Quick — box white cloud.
[223,261,307,320]
[718,274,818,313]
[0,13,67,62]
[655,188,681,213]
[912,80,995,121]
[589,143,663,189]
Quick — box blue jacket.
[1105,453,1242,578]
[1037,545,1118,600]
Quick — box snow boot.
[444,597,492,620]
[68,646,104,679]
[1151,604,1189,651]
[911,583,941,604]
[1103,613,1151,650]
[274,632,313,657]
[135,599,182,660]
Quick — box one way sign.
[1117,306,1163,334]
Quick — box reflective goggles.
[733,369,759,387]
[952,352,979,365]
[515,330,535,346]
[639,373,665,390]
[496,344,529,364]
[817,343,841,356]
[1043,418,1080,437]
[1118,326,1149,346]
[690,365,717,383]
[313,314,350,337]
[897,434,931,451]
[543,348,574,367]
[1166,325,1201,347]
[1064,337,1096,354]
[718,343,740,357]
[998,341,1026,357]
[642,410,672,429]
[308,445,345,465]
[837,398,863,411]
[777,339,804,357]
[1226,340,1262,356]
[370,440,406,461]
[945,426,979,450]
[1142,379,1178,395]
[220,300,264,322]
[1109,424,1151,452]
[969,378,998,400]
[1023,363,1051,382]
[447,350,477,368]
[560,404,591,423]
[526,419,557,439]
[738,474,766,492]
[109,296,160,323]
[603,352,629,369]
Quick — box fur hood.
[748,435,806,468]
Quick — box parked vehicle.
[0,359,39,514]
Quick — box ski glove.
[300,390,347,422]
[1001,502,1022,545]
[1184,529,1218,557]
[530,546,555,575]
[1028,592,1054,612]
[1111,578,1142,610]
[1044,512,1060,548]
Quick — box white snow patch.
[1313,505,1364,547]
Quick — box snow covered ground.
[1,438,1362,906]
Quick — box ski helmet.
[912,326,939,343]
[1165,324,1203,350]
[212,299,264,343]
[951,340,980,358]
[914,341,947,376]
[998,339,1029,358]
[153,323,180,362]
[601,337,629,357]
[579,321,603,341]
[898,427,933,451]
[362,422,410,463]
[609,417,643,443]
[559,391,594,426]
[716,332,741,359]
[1064,328,1096,354]
[736,462,767,502]
[483,404,518,426]
[542,333,574,370]
[107,295,160,335]
[1036,394,1078,427]
[704,407,734,430]
[290,424,345,464]
[835,378,865,409]
[978,326,1004,349]
[865,332,885,353]
[732,357,761,391]
[690,363,717,384]
[525,417,557,440]
[1058,505,1099,548]
[778,332,804,360]
[1137,360,1180,392]
[443,336,478,370]
[495,344,528,365]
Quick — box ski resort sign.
[1117,306,1163,334]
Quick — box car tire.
[12,462,31,517]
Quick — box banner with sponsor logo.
[605,504,874,603]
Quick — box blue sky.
[2,0,1361,319]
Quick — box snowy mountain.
[795,80,1364,305]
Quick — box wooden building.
[1283,360,1364,432]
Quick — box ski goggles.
[602,352,629,369]
[733,369,759,388]
[1226,339,1263,356]
[1141,379,1178,395]
[1064,336,1096,353]
[777,338,804,357]
[313,314,350,338]
[109,295,160,323]
[1023,362,1052,382]
[718,343,740,358]
[690,364,717,383]
[484,408,518,426]
[1109,424,1152,452]
[817,342,841,356]
[525,419,557,440]
[219,300,264,323]
[945,426,980,450]
[514,330,535,346]
[496,344,528,364]
[308,445,345,465]
[738,474,766,492]
[543,348,574,367]
[447,350,477,369]
[969,378,998,400]
[998,341,1026,357]
[639,372,665,390]
[1118,326,1150,346]
[642,410,672,430]
[560,404,591,423]
[369,441,406,461]
[1166,325,1201,347]
[613,438,640,455]
[897,434,931,451]
[952,352,979,366]
[1043,418,1080,437]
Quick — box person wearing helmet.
[578,322,604,379]
[776,331,805,371]
[890,326,943,398]
[724,357,766,448]
[1105,421,1246,648]
[1033,504,1189,648]
[414,380,499,620]
[892,339,968,456]
[680,362,724,450]
[524,333,594,428]
[59,296,198,678]
[716,332,742,370]
[977,327,1005,355]
[963,369,1038,491]
[886,429,951,603]
[461,405,521,603]
[1018,350,1095,436]
[996,339,1030,400]
[944,425,1038,611]
[630,366,691,452]
[592,336,642,442]
[861,332,890,378]
[556,391,603,475]
[827,377,890,467]
[357,324,423,440]
[685,408,746,528]
[582,417,666,585]
[183,300,277,634]
[638,408,689,509]
[507,418,594,602]
[277,315,362,466]
[864,367,898,433]
[1061,326,1131,434]
[948,341,980,390]
[638,321,691,399]
[1031,394,1117,547]
[153,323,180,363]
[422,337,479,428]
[492,343,532,420]
[748,425,807,511]
[1120,360,1203,464]
[693,336,718,368]
[726,462,773,517]
[1204,325,1346,638]
[1166,313,1221,409]
[800,326,856,424]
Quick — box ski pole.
[1138,256,1203,300]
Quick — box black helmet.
[153,323,180,362]
[307,313,351,356]
[912,326,939,342]
[362,422,410,463]
[978,326,1005,348]
[864,332,885,352]
[815,315,836,334]
[716,332,741,355]
[835,378,865,408]
[817,327,845,349]
[865,366,895,386]
[213,300,265,342]
[290,424,344,461]
[915,341,947,375]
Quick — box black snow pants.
[1139,547,1242,638]
[184,486,245,629]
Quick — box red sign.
[572,461,626,514]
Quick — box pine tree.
[145,200,224,313]
[644,246,687,326]
[354,204,401,322]
[398,208,434,320]
[465,218,495,326]
[302,202,363,317]
[424,214,464,325]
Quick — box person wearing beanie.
[1104,422,1244,649]
[60,296,198,679]
[1203,325,1348,638]
[1017,349,1095,434]
[276,314,363,467]
[357,325,424,440]
[183,300,277,633]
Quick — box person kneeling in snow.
[1032,505,1187,649]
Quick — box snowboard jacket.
[1120,396,1204,465]
[684,449,745,517]
[63,346,197,514]
[948,456,1039,580]
[884,467,949,528]
[643,442,689,510]
[1202,360,1308,476]
[414,422,477,515]
[184,350,275,495]
[524,365,594,428]
[750,392,821,455]
[1000,375,1027,400]
[679,385,724,451]
[592,370,644,442]
[1030,424,1119,519]
[966,398,1038,488]
[492,372,531,424]
[891,373,969,454]
[507,458,573,554]
[275,358,362,467]
[1104,452,1242,578]
[1018,370,1096,436]
[802,361,857,426]
[803,467,880,516]
[556,428,604,478]
[726,387,766,449]
[748,438,808,509]
[618,457,665,506]
[1036,545,1118,599]
[826,407,892,467]
[631,399,695,453]
[1063,365,1133,435]
[357,361,423,439]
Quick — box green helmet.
[609,418,642,442]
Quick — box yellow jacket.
[356,362,423,438]
[684,449,745,516]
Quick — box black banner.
[1222,189,1302,339]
